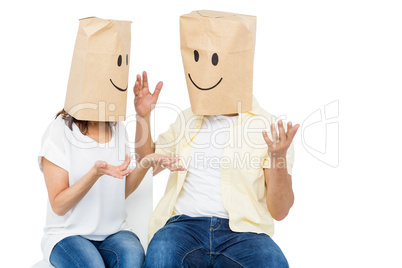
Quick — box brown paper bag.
[180,10,256,115]
[64,17,131,122]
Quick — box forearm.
[52,167,101,216]
[125,163,151,198]
[135,114,155,161]
[265,156,294,221]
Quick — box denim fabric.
[49,230,145,268]
[144,215,288,268]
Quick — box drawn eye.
[117,55,122,67]
[194,50,199,62]
[212,53,218,66]
[126,54,128,65]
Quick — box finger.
[167,165,186,172]
[136,73,144,98]
[159,157,180,169]
[164,156,180,165]
[262,130,273,148]
[278,120,286,142]
[134,80,140,97]
[121,169,132,177]
[286,121,293,141]
[137,74,142,88]
[291,124,300,140]
[142,71,149,91]
[271,123,278,147]
[113,167,132,179]
[119,155,132,171]
[109,170,123,179]
[152,81,163,102]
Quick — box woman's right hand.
[94,154,133,179]
[133,71,163,117]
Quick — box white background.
[1,0,401,267]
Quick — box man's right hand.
[134,71,163,117]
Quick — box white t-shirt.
[38,116,130,262]
[174,115,238,218]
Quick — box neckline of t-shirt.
[72,122,115,145]
[209,114,239,122]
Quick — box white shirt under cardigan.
[38,116,131,262]
[174,115,238,218]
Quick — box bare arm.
[264,164,294,221]
[262,120,299,221]
[133,71,162,161]
[135,114,154,159]
[125,153,185,198]
[42,156,132,216]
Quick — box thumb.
[95,161,108,169]
[152,81,163,102]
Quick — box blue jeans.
[50,230,145,268]
[143,215,288,268]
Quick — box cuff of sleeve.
[38,139,69,172]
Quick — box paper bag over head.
[180,10,256,115]
[64,17,131,122]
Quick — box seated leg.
[98,230,145,268]
[49,235,105,268]
[144,216,210,268]
[213,232,289,268]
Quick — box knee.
[268,251,289,268]
[143,230,185,267]
[50,239,105,268]
[144,238,180,267]
[256,246,289,268]
[118,248,145,267]
[101,232,145,267]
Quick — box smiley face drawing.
[188,50,222,90]
[110,54,129,92]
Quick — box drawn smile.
[188,73,222,91]
[110,79,127,92]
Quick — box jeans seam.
[168,214,183,224]
[219,253,245,268]
[215,219,222,230]
[98,247,119,268]
[56,242,82,268]
[181,246,205,267]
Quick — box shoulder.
[176,107,195,121]
[41,116,69,142]
[39,116,70,172]
[169,106,197,127]
[249,97,291,127]
[249,97,277,122]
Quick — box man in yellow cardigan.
[135,10,299,268]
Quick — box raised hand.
[262,120,300,158]
[134,71,163,117]
[94,154,133,179]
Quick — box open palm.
[134,71,163,117]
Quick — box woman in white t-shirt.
[39,105,184,267]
